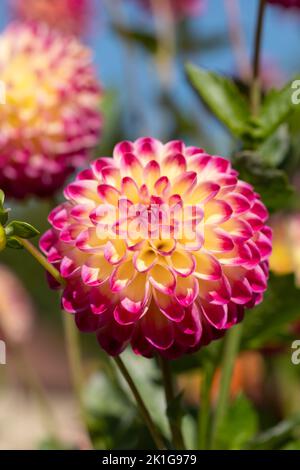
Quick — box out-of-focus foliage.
[241,274,300,350]
[215,394,258,450]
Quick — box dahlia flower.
[133,0,205,20]
[10,0,92,36]
[267,0,300,8]
[0,23,102,199]
[41,138,272,359]
[270,214,300,286]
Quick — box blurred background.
[0,0,300,450]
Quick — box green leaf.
[178,32,228,54]
[166,392,185,426]
[0,189,9,226]
[38,438,69,450]
[254,80,299,140]
[5,220,40,239]
[112,23,157,53]
[6,236,23,250]
[246,415,300,450]
[281,441,300,450]
[0,225,6,251]
[241,274,300,350]
[233,153,294,213]
[186,64,251,138]
[0,189,5,207]
[257,125,290,167]
[0,209,8,226]
[216,394,258,450]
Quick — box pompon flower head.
[133,0,205,20]
[10,0,92,36]
[40,138,272,359]
[267,0,300,8]
[0,22,102,199]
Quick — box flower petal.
[120,152,143,185]
[193,251,222,280]
[120,273,150,314]
[153,289,185,322]
[134,246,157,273]
[185,181,220,204]
[201,300,228,330]
[110,259,135,292]
[204,200,233,225]
[142,303,174,350]
[175,275,199,307]
[162,153,187,179]
[169,250,196,277]
[148,264,176,295]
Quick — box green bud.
[0,224,6,251]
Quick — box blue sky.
[0,0,299,148]
[1,1,299,84]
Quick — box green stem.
[224,0,251,81]
[210,324,242,449]
[150,0,176,88]
[198,362,214,450]
[13,347,59,442]
[63,313,93,449]
[17,236,91,448]
[113,356,165,450]
[17,236,162,449]
[250,0,267,115]
[16,237,65,287]
[158,356,186,450]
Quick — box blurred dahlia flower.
[270,214,300,286]
[133,0,205,19]
[179,351,264,406]
[10,0,92,36]
[40,138,271,359]
[0,23,102,199]
[0,265,35,345]
[267,0,300,8]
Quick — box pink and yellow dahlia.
[40,138,272,359]
[133,0,205,20]
[10,0,92,36]
[0,23,102,199]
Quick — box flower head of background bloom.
[0,265,35,345]
[41,138,272,359]
[270,213,300,286]
[0,22,102,199]
[10,0,92,36]
[133,0,205,20]
[267,0,300,9]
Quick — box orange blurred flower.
[270,214,300,286]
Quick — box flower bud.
[0,225,6,252]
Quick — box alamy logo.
[292,80,300,105]
[0,340,6,365]
[291,340,300,365]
